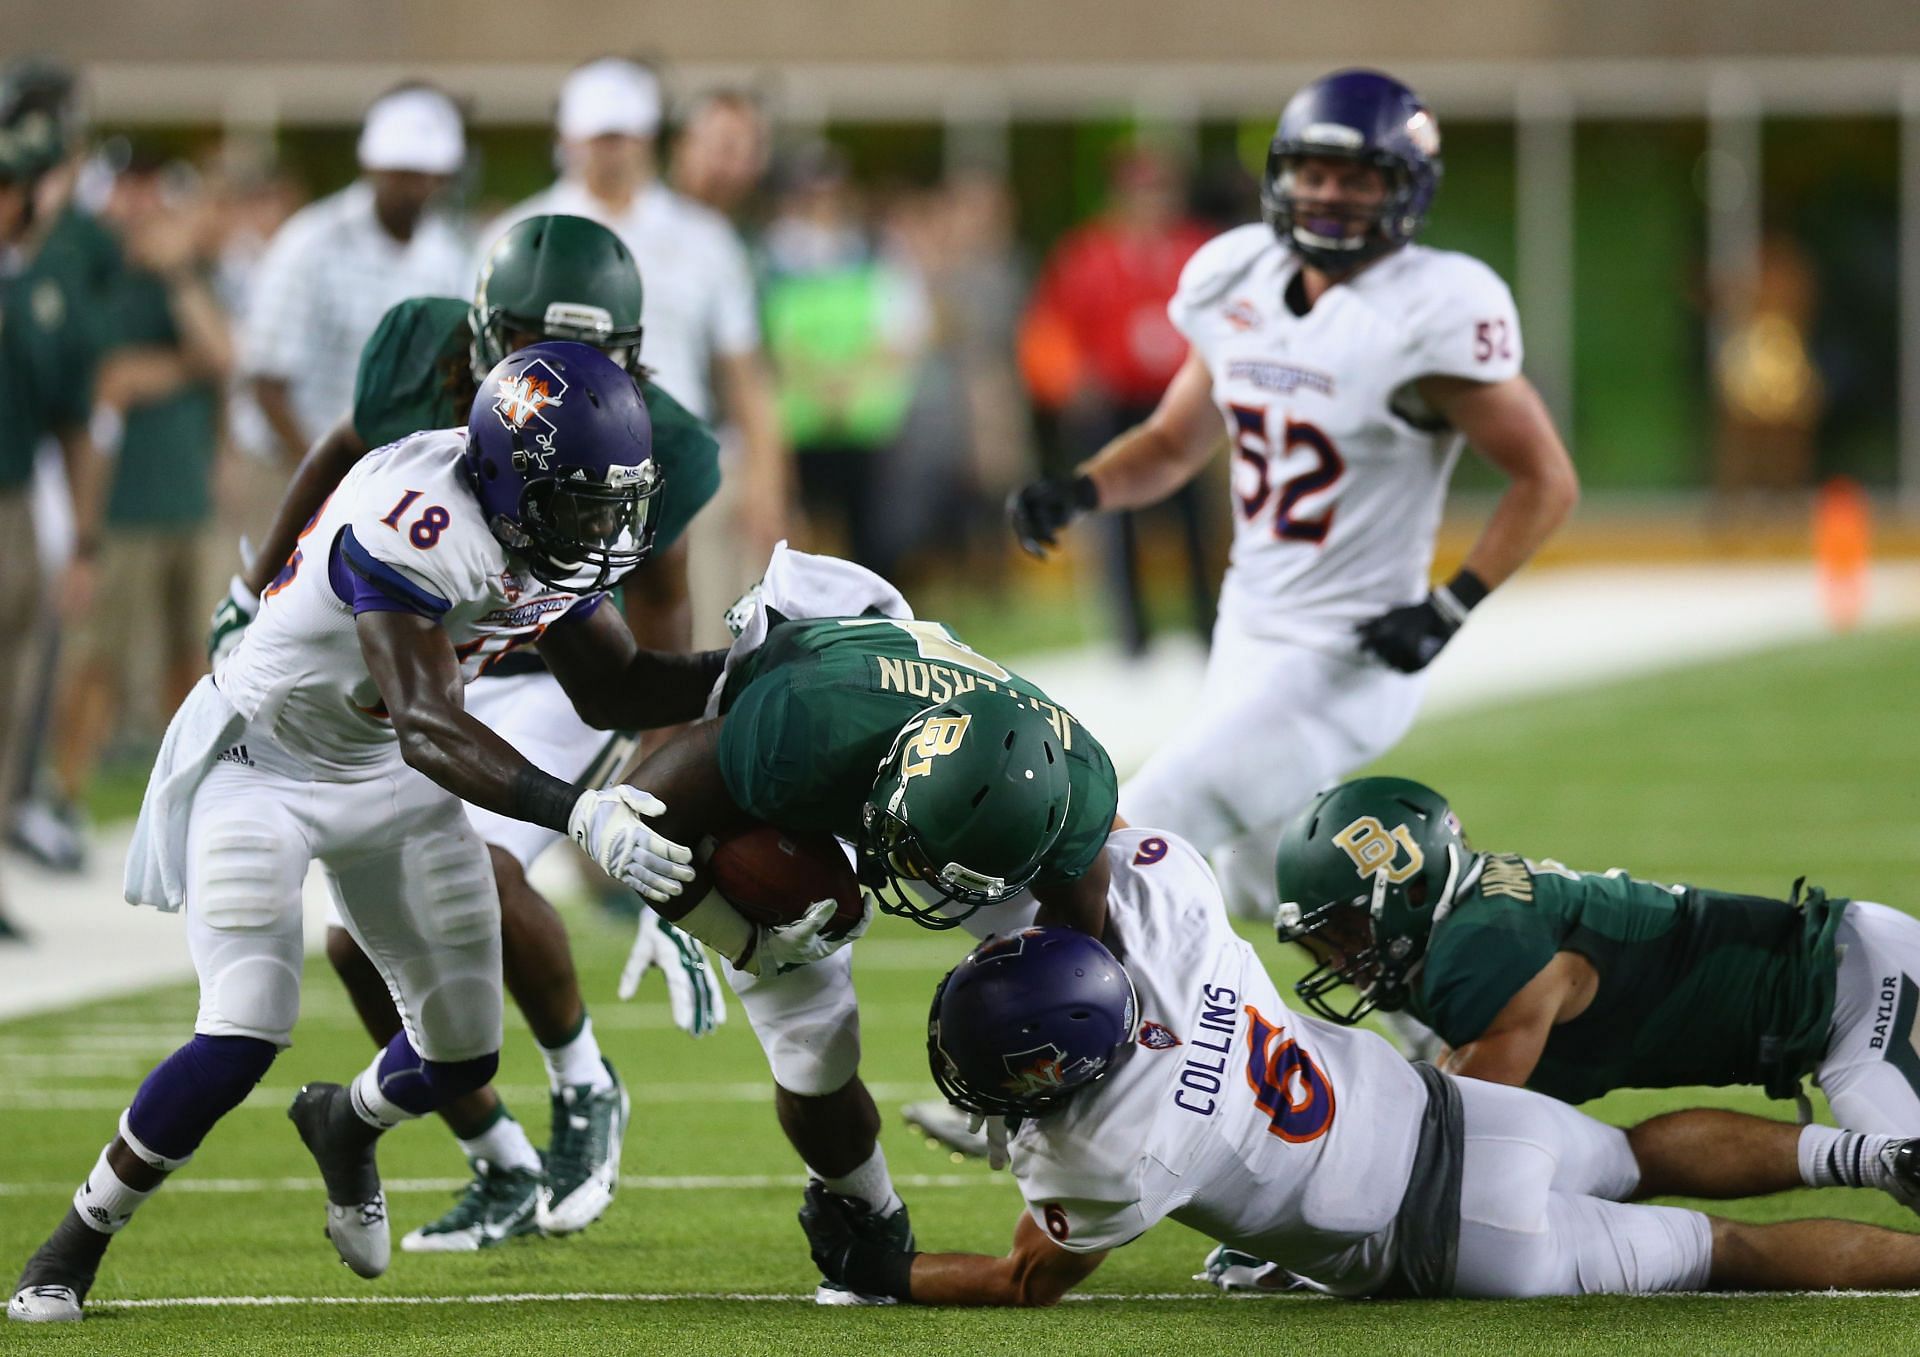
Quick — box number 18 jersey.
[216,428,604,774]
[1168,226,1523,654]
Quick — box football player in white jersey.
[801,831,1920,1305]
[8,344,847,1324]
[1009,69,1579,918]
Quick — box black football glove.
[1007,474,1099,559]
[797,1182,917,1301]
[1355,570,1489,674]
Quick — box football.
[707,824,865,940]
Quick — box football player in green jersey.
[1270,776,1920,1133]
[206,215,726,1252]
[624,610,1121,1303]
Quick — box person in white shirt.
[1008,69,1580,920]
[244,84,469,466]
[486,59,788,643]
[799,831,1920,1306]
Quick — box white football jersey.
[216,429,603,774]
[1009,829,1425,1285]
[1168,227,1523,653]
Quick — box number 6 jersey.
[1168,225,1523,654]
[216,428,606,774]
[1009,830,1426,1288]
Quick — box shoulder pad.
[1174,224,1279,313]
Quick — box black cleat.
[9,1208,111,1322]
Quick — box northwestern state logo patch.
[494,360,569,469]
[1138,1021,1181,1050]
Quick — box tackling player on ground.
[1008,68,1578,918]
[617,594,1120,1303]
[7,344,837,1323]
[799,832,1920,1305]
[207,215,727,1250]
[1271,776,1920,1131]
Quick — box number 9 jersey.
[216,428,607,774]
[1168,224,1523,655]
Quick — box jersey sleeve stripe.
[335,525,453,618]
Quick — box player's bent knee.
[197,955,302,1048]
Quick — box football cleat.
[901,1100,989,1161]
[287,1083,390,1279]
[1879,1140,1920,1216]
[536,1060,630,1235]
[814,1197,915,1306]
[402,1158,543,1253]
[1194,1244,1310,1294]
[9,1209,110,1323]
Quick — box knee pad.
[125,1034,278,1164]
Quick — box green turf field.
[5,626,1919,1355]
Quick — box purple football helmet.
[464,341,662,592]
[928,927,1138,1119]
[1262,68,1442,275]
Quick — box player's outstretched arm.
[801,1188,1107,1307]
[357,609,694,901]
[1008,350,1221,557]
[537,604,727,733]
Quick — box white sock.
[72,1144,155,1234]
[817,1143,902,1217]
[540,1015,610,1093]
[1798,1124,1896,1189]
[350,1060,416,1130]
[457,1110,542,1175]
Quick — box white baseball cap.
[557,58,661,141]
[358,86,465,176]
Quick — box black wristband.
[509,766,579,833]
[1443,568,1489,612]
[843,1243,918,1302]
[1069,474,1100,511]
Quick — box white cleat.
[8,1284,84,1323]
[536,1064,629,1236]
[901,1099,990,1161]
[324,1193,390,1279]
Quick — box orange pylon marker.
[1813,476,1871,631]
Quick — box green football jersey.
[715,616,1119,886]
[1414,854,1846,1103]
[350,295,720,554]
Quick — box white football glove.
[742,894,872,976]
[964,1111,1013,1172]
[568,787,695,904]
[1192,1244,1308,1294]
[618,906,727,1037]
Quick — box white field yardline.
[0,1171,995,1197]
[84,1288,1920,1311]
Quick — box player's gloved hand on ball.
[798,1182,916,1301]
[1355,569,1488,673]
[741,894,872,976]
[206,575,259,665]
[568,787,696,903]
[1007,473,1098,559]
[617,906,727,1036]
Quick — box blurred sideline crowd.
[0,55,1243,931]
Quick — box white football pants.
[1818,901,1920,1132]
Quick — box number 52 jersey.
[1169,225,1523,655]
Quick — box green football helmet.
[0,58,75,187]
[1273,776,1472,1024]
[860,687,1073,931]
[469,214,646,382]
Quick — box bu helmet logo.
[493,360,570,469]
[1331,815,1424,885]
[900,714,972,784]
